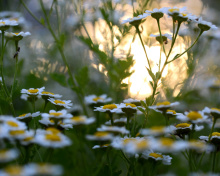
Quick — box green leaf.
[50,73,67,87]
[146,67,156,81]
[40,17,45,25]
[59,33,66,47]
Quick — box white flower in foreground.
[48,98,72,109]
[97,125,129,135]
[21,87,45,96]
[0,19,18,30]
[141,150,172,165]
[171,123,204,136]
[121,13,150,25]
[0,149,19,163]
[26,163,63,176]
[176,111,210,124]
[40,91,62,99]
[140,126,173,136]
[202,107,220,119]
[193,17,218,31]
[35,128,72,148]
[16,112,40,121]
[63,115,95,125]
[3,117,27,131]
[0,165,34,176]
[86,131,114,141]
[84,94,112,105]
[105,117,127,126]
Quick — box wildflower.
[176,111,210,124]
[26,163,63,176]
[105,117,127,127]
[3,117,27,131]
[16,111,40,122]
[141,150,172,165]
[149,101,179,113]
[167,6,187,17]
[0,149,19,163]
[19,130,35,146]
[202,107,220,119]
[0,165,34,176]
[21,87,45,96]
[92,144,110,149]
[41,110,72,120]
[86,131,114,142]
[5,31,31,41]
[117,103,140,116]
[150,33,172,44]
[188,140,213,152]
[200,132,220,146]
[193,17,218,31]
[145,7,169,19]
[35,128,72,148]
[40,91,62,100]
[63,115,95,125]
[140,126,173,136]
[84,94,112,106]
[121,13,150,26]
[97,125,130,135]
[123,98,142,106]
[94,104,122,113]
[48,98,73,109]
[0,19,18,31]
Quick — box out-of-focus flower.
[149,101,179,112]
[86,131,114,142]
[0,165,34,176]
[39,91,62,100]
[121,13,150,26]
[0,19,18,30]
[150,33,172,44]
[21,87,45,96]
[167,7,187,17]
[16,112,40,121]
[84,94,112,106]
[5,31,31,41]
[48,98,72,109]
[141,150,172,165]
[193,17,218,31]
[41,110,72,120]
[176,111,210,124]
[0,149,19,163]
[187,140,213,152]
[200,132,220,146]
[97,125,129,135]
[26,163,63,176]
[145,7,169,19]
[63,115,95,126]
[171,123,204,136]
[105,117,127,127]
[140,126,173,136]
[94,104,123,113]
[202,107,220,119]
[3,117,27,131]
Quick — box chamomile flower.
[117,103,140,115]
[63,115,95,125]
[141,150,172,165]
[5,31,31,41]
[86,131,114,142]
[187,140,213,152]
[167,6,187,16]
[200,132,220,145]
[145,7,169,19]
[105,117,127,126]
[97,125,129,135]
[39,91,62,100]
[149,101,179,112]
[176,111,210,124]
[94,104,122,113]
[202,107,220,119]
[26,163,63,176]
[84,94,112,105]
[150,33,172,44]
[140,126,173,136]
[0,165,34,176]
[172,123,204,136]
[21,87,45,96]
[19,130,35,146]
[0,149,19,163]
[121,13,150,26]
[48,98,72,109]
[35,129,72,148]
[41,110,72,120]
[3,118,27,131]
[193,17,218,31]
[0,19,18,30]
[123,98,142,106]
[16,112,40,121]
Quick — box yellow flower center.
[211,108,220,112]
[94,131,109,137]
[10,18,18,21]
[28,89,39,94]
[187,111,202,120]
[23,136,34,142]
[167,110,176,114]
[45,134,61,141]
[49,112,62,116]
[136,140,148,149]
[0,150,7,158]
[189,140,205,148]
[9,130,25,136]
[156,101,170,106]
[169,8,179,13]
[93,97,104,101]
[181,13,187,17]
[150,126,164,132]
[161,138,174,146]
[125,103,136,107]
[46,127,60,134]
[0,22,5,25]
[149,153,163,158]
[103,104,117,110]
[123,138,136,145]
[7,121,18,127]
[14,33,20,35]
[50,119,55,123]
[176,123,191,128]
[42,91,54,95]
[5,166,22,175]
[212,132,220,136]
[19,113,27,117]
[71,116,85,122]
[54,100,65,104]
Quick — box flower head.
[150,33,172,44]
[145,7,169,19]
[121,13,150,26]
[21,87,45,96]
[0,149,19,163]
[5,31,31,41]
[63,115,95,125]
[0,19,18,30]
[84,94,112,105]
[194,17,218,31]
[48,98,73,109]
[97,125,129,135]
[40,91,62,100]
[176,111,210,124]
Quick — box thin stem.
[156,19,166,56]
[135,26,152,70]
[212,151,217,172]
[159,44,162,71]
[208,118,217,142]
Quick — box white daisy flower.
[48,98,73,109]
[63,115,95,125]
[41,109,72,120]
[86,131,114,141]
[200,132,220,144]
[39,116,55,127]
[145,7,169,19]
[26,163,63,176]
[105,117,127,126]
[5,31,31,41]
[0,149,19,163]
[20,94,41,101]
[171,123,204,136]
[150,33,172,44]
[121,13,150,25]
[3,117,27,131]
[140,126,173,136]
[0,19,18,30]
[167,6,187,16]
[149,101,179,112]
[123,98,142,106]
[117,103,141,115]
[84,94,112,105]
[21,87,45,96]
[187,140,214,152]
[35,129,72,148]
[141,150,172,165]
[176,111,210,124]
[0,165,35,176]
[193,17,218,31]
[202,107,220,119]
[97,125,129,135]
[16,112,40,121]
[39,91,62,99]
[94,104,122,113]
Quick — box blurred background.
[0,0,220,113]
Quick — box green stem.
[208,118,217,142]
[212,151,217,172]
[135,26,152,71]
[156,19,166,56]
